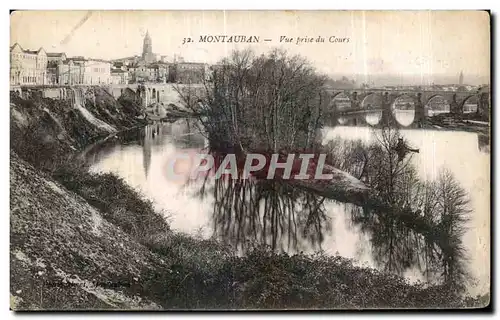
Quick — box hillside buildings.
[10,43,112,86]
[10,31,213,87]
[112,31,209,84]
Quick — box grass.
[49,163,489,309]
[135,242,490,309]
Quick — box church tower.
[142,30,155,64]
[459,70,464,85]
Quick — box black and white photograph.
[8,10,491,310]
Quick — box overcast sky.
[10,10,490,84]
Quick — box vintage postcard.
[10,10,490,310]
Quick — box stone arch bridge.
[10,84,490,128]
[326,87,490,128]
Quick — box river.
[84,118,490,297]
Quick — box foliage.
[139,244,485,309]
[323,125,472,290]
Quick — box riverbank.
[425,113,490,135]
[10,92,488,309]
[424,114,490,153]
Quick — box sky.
[10,10,490,85]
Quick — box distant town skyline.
[10,10,490,85]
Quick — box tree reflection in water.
[329,126,471,289]
[195,170,332,254]
[188,126,471,291]
[87,121,470,290]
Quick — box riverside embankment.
[9,89,488,309]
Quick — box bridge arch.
[425,94,450,117]
[391,93,416,127]
[360,92,383,125]
[329,92,352,125]
[460,95,479,113]
[328,91,351,109]
[425,93,441,104]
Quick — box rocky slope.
[9,88,166,310]
[10,152,165,310]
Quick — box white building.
[111,69,129,84]
[10,43,48,85]
[83,58,112,85]
[57,57,111,85]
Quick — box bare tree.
[175,48,331,154]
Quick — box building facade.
[111,69,130,84]
[57,57,111,85]
[83,59,112,85]
[172,62,209,84]
[133,62,156,83]
[46,52,67,64]
[151,63,170,83]
[10,43,48,85]
[57,59,84,85]
[46,66,59,85]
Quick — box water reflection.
[392,95,416,126]
[184,135,469,288]
[192,172,331,254]
[362,94,383,125]
[86,120,489,295]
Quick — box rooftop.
[66,56,111,63]
[112,55,140,62]
[177,61,207,65]
[47,52,66,57]
[10,43,45,55]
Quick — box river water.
[84,118,490,297]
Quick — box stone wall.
[42,88,62,99]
